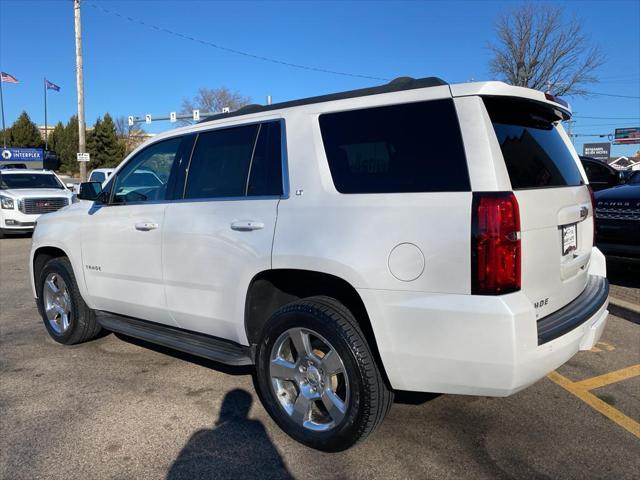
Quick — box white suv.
[30,77,609,451]
[0,169,73,237]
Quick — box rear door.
[162,121,283,344]
[484,97,593,318]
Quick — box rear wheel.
[37,257,102,344]
[255,296,393,451]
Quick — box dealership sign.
[614,127,640,145]
[582,142,611,161]
[1,147,44,162]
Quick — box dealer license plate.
[562,223,577,256]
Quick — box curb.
[608,297,640,325]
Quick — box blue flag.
[45,79,60,91]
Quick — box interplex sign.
[582,142,611,161]
[1,147,44,162]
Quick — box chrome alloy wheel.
[43,273,72,335]
[270,327,349,432]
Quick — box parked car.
[88,168,115,184]
[579,156,624,191]
[594,170,640,261]
[30,77,609,451]
[0,169,73,237]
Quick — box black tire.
[37,256,102,345]
[0,229,5,239]
[255,296,393,452]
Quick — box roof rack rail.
[199,76,447,123]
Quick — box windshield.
[0,173,64,190]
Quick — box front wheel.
[255,296,393,451]
[37,257,102,345]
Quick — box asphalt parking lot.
[1,236,638,480]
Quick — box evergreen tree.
[8,111,44,148]
[58,115,79,174]
[47,121,65,156]
[87,113,125,168]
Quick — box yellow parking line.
[547,371,640,439]
[573,365,640,391]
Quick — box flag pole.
[0,76,6,148]
[44,78,48,150]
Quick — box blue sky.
[1,0,639,156]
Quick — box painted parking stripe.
[573,365,640,391]
[547,370,640,439]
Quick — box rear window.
[484,97,583,189]
[319,99,469,193]
[90,171,105,183]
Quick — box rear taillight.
[587,185,596,245]
[471,192,521,295]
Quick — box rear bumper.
[359,253,609,396]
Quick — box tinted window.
[247,122,283,196]
[185,125,259,199]
[0,173,63,189]
[319,99,469,193]
[582,160,613,183]
[485,97,583,189]
[89,171,105,183]
[112,137,183,203]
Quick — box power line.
[585,91,640,99]
[85,1,389,82]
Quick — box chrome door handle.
[135,222,159,231]
[230,221,264,231]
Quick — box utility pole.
[74,0,87,182]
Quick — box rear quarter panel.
[273,97,471,294]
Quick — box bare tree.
[114,115,148,155]
[180,87,251,123]
[489,3,604,96]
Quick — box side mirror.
[66,183,75,190]
[78,182,103,201]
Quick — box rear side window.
[185,125,259,199]
[319,99,469,193]
[247,122,283,196]
[484,97,583,189]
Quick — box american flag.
[0,72,19,84]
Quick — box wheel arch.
[245,268,391,387]
[32,246,69,298]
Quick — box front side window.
[319,99,470,193]
[111,137,183,204]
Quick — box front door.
[81,135,192,324]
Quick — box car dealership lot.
[1,236,638,480]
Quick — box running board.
[96,311,254,366]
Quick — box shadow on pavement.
[167,389,294,480]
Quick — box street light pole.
[74,0,87,182]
